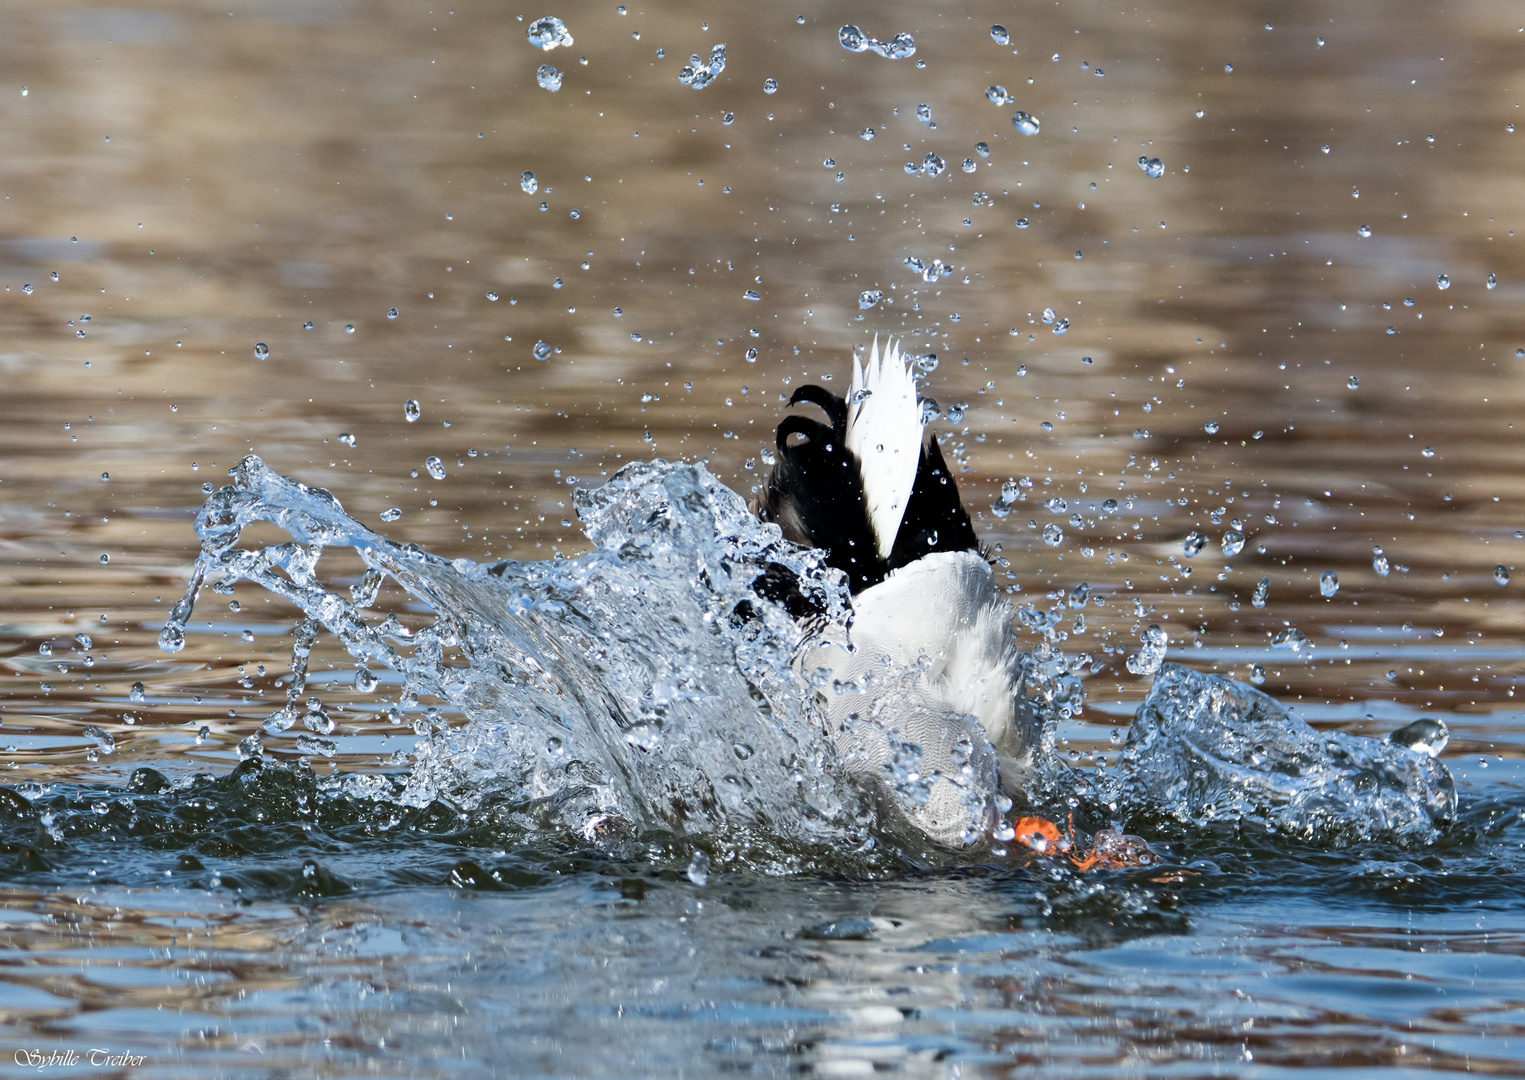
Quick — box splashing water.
[1121,666,1456,846]
[678,43,726,89]
[162,456,1459,860]
[837,25,916,60]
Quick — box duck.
[757,337,1041,847]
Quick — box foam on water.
[160,456,1458,863]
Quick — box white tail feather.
[846,336,923,558]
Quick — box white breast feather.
[846,336,923,559]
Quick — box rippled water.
[1,0,1523,1074]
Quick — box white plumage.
[846,336,923,559]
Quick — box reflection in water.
[0,0,1522,1073]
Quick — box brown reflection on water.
[0,0,1520,782]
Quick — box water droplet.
[425,456,446,480]
[1137,156,1164,178]
[520,171,538,194]
[859,127,875,140]
[1182,531,1207,557]
[345,324,355,334]
[945,402,966,423]
[975,141,990,158]
[1437,273,1450,290]
[1012,111,1040,136]
[762,77,778,94]
[743,289,761,301]
[858,288,883,309]
[990,24,1010,45]
[1387,717,1448,757]
[536,64,563,92]
[303,320,314,330]
[678,43,726,89]
[82,726,115,755]
[985,85,1010,105]
[1422,446,1435,458]
[1248,663,1266,685]
[1347,376,1359,389]
[533,340,553,360]
[1252,576,1270,608]
[1357,224,1372,238]
[404,399,421,422]
[1373,547,1390,576]
[1271,627,1308,652]
[1221,530,1245,557]
[1320,571,1339,598]
[253,342,269,360]
[158,625,185,653]
[21,284,32,295]
[1042,523,1063,546]
[129,681,145,703]
[355,668,379,694]
[527,16,573,50]
[1487,273,1498,290]
[1495,565,1511,585]
[838,24,867,51]
[686,849,710,886]
[1015,217,1029,228]
[387,307,399,319]
[1204,420,1220,434]
[380,507,402,522]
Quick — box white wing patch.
[846,336,924,559]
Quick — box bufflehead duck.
[758,338,1042,847]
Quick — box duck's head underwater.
[757,338,1044,849]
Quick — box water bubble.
[1182,531,1207,557]
[1487,273,1498,290]
[404,399,421,422]
[1357,224,1372,238]
[425,456,446,480]
[1252,576,1270,608]
[1495,564,1511,585]
[1137,156,1164,178]
[1042,523,1063,546]
[253,342,269,360]
[1012,111,1040,135]
[990,24,1010,45]
[536,65,563,91]
[380,507,402,522]
[858,289,883,310]
[1221,530,1245,557]
[1437,273,1450,290]
[762,77,778,94]
[1271,627,1308,653]
[1320,571,1340,598]
[520,172,538,194]
[533,340,553,360]
[985,85,1010,105]
[527,16,573,50]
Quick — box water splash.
[1121,665,1456,846]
